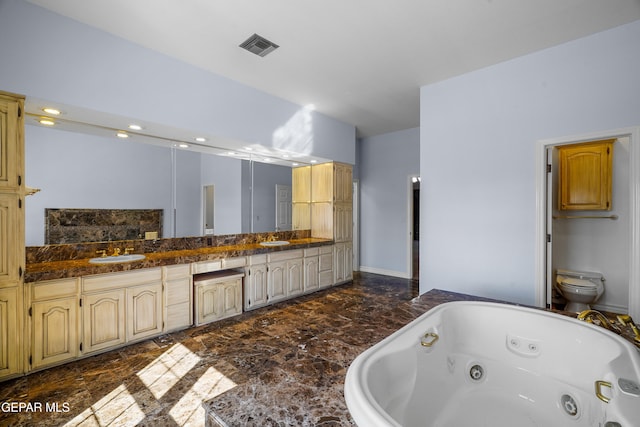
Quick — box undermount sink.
[259,240,290,247]
[89,254,146,264]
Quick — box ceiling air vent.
[239,33,279,57]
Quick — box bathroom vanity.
[18,237,349,376]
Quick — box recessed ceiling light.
[228,151,236,156]
[116,131,129,138]
[292,163,299,166]
[310,159,317,163]
[42,107,61,115]
[195,137,206,142]
[39,118,55,126]
[244,147,253,151]
[178,143,189,148]
[128,124,143,131]
[282,154,289,158]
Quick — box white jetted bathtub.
[345,302,640,427]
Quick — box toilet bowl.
[555,269,604,313]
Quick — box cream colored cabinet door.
[0,194,21,289]
[127,283,163,342]
[245,264,268,310]
[303,256,320,293]
[334,162,353,203]
[195,278,242,325]
[286,258,304,297]
[334,203,353,243]
[0,287,20,379]
[267,261,288,303]
[32,297,78,369]
[82,290,126,354]
[334,242,353,285]
[0,93,23,191]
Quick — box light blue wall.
[0,0,355,163]
[359,127,420,277]
[25,125,174,245]
[420,20,640,305]
[200,155,243,235]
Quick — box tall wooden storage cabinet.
[0,91,25,380]
[293,161,353,284]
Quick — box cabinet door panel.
[0,194,20,288]
[220,281,242,318]
[304,256,320,292]
[558,140,613,210]
[83,290,125,354]
[268,261,287,303]
[245,264,268,310]
[127,284,163,341]
[286,259,304,296]
[0,287,20,377]
[32,298,78,369]
[0,95,22,190]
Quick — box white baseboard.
[359,266,411,279]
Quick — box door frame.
[534,126,640,318]
[407,174,420,280]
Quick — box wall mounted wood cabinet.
[0,91,24,381]
[558,139,614,211]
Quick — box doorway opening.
[409,175,420,280]
[535,127,640,318]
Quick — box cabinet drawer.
[192,259,223,274]
[31,278,80,301]
[222,257,247,269]
[319,253,333,271]
[163,264,191,280]
[304,247,319,257]
[319,245,333,255]
[249,254,267,265]
[82,268,161,293]
[319,270,334,287]
[268,249,303,262]
[166,302,191,331]
[165,279,191,305]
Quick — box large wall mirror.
[24,118,312,246]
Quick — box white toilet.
[555,269,605,313]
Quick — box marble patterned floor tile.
[0,272,467,426]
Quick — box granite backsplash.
[26,230,312,264]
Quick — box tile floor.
[0,272,479,427]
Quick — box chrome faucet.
[577,310,621,334]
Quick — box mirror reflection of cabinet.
[292,166,311,230]
[558,139,614,211]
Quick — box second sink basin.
[259,241,290,247]
[89,254,146,264]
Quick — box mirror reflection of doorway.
[275,184,292,231]
[203,184,214,235]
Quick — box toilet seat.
[557,277,600,294]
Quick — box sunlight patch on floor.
[169,366,237,426]
[136,343,200,400]
[64,384,145,427]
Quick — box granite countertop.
[25,237,333,283]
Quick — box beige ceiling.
[24,0,640,138]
